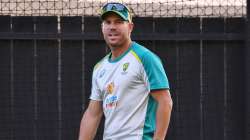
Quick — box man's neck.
[110,41,132,60]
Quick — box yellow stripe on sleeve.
[131,50,142,63]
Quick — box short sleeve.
[141,51,170,90]
[89,70,103,101]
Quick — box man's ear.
[101,22,104,32]
[101,22,103,28]
[129,22,134,32]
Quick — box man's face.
[101,13,133,48]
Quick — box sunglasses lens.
[114,4,125,11]
[105,4,112,11]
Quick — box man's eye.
[115,20,124,24]
[103,21,110,25]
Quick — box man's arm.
[151,89,173,140]
[78,100,103,140]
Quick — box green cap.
[101,3,132,22]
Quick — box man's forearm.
[153,99,173,140]
[78,110,102,140]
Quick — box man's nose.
[109,22,116,30]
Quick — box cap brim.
[101,10,128,21]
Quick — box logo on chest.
[107,82,114,94]
[121,62,130,75]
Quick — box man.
[79,2,173,140]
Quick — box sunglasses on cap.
[102,3,129,11]
[101,2,132,22]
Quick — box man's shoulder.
[131,42,149,60]
[131,41,149,54]
[131,41,160,63]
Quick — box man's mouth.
[108,33,119,37]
